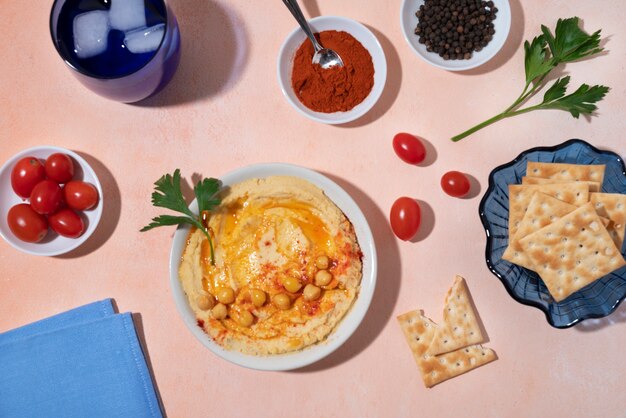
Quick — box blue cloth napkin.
[0,300,163,418]
[0,299,114,346]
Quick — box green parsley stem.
[201,228,215,265]
[503,81,532,114]
[450,105,542,142]
[452,73,552,142]
[518,73,551,105]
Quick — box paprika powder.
[291,30,375,113]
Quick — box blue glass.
[479,139,626,328]
[50,0,181,103]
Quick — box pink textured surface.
[1,1,625,417]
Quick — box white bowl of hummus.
[169,163,377,370]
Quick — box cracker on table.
[508,183,589,239]
[526,162,605,186]
[427,276,484,356]
[521,176,601,193]
[397,310,496,388]
[590,193,626,251]
[518,203,626,302]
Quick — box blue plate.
[479,139,626,328]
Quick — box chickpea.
[304,265,316,285]
[216,287,235,304]
[196,294,215,311]
[273,293,291,310]
[303,284,321,301]
[315,255,330,270]
[315,270,333,286]
[212,303,228,319]
[286,267,302,279]
[282,276,302,293]
[250,289,267,307]
[236,310,254,327]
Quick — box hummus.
[178,176,363,355]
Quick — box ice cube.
[73,11,110,59]
[123,24,165,54]
[109,0,147,31]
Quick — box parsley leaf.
[149,170,195,218]
[452,17,608,142]
[140,169,221,264]
[543,17,603,63]
[540,83,609,118]
[195,177,221,214]
[141,215,198,229]
[524,35,554,85]
[542,76,570,103]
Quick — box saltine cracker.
[427,276,484,355]
[526,162,605,185]
[590,192,626,251]
[503,192,578,270]
[518,203,626,302]
[508,183,589,239]
[521,176,601,192]
[397,310,496,388]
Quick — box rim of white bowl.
[169,163,377,370]
[0,145,103,256]
[277,15,387,124]
[399,0,511,71]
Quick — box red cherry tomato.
[48,208,85,238]
[390,197,421,241]
[45,153,74,183]
[7,204,48,243]
[64,181,99,210]
[30,180,64,215]
[392,133,426,165]
[441,171,471,197]
[11,157,46,198]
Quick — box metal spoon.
[282,0,344,69]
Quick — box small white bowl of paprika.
[277,16,387,125]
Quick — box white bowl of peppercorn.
[277,15,387,124]
[400,0,510,71]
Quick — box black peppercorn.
[413,0,498,60]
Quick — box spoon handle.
[281,0,323,53]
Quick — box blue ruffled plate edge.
[478,139,626,328]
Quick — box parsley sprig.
[451,17,609,142]
[140,169,221,264]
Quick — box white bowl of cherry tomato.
[0,146,102,256]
